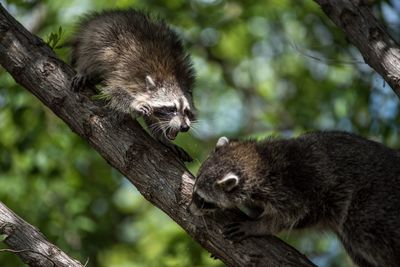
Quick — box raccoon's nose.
[180,124,190,132]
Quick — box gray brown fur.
[70,9,195,161]
[190,131,400,267]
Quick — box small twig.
[0,248,31,254]
[313,0,400,97]
[0,248,58,266]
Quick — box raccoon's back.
[71,9,193,84]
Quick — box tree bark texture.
[0,4,317,267]
[0,202,84,267]
[314,0,400,97]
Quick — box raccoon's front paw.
[131,102,153,118]
[223,222,251,242]
[223,220,271,242]
[172,144,193,162]
[71,74,87,92]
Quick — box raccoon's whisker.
[153,125,168,136]
[189,127,200,136]
[152,123,168,133]
[150,121,170,131]
[189,124,202,134]
[285,218,298,238]
[150,122,169,136]
[151,120,169,127]
[149,123,163,132]
[190,119,206,124]
[194,117,218,123]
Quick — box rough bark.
[0,202,84,267]
[0,4,318,267]
[314,0,400,97]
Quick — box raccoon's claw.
[71,74,87,92]
[138,104,153,117]
[223,222,250,242]
[133,102,153,117]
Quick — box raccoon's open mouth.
[165,128,178,140]
[236,202,265,220]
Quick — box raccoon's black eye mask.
[153,106,177,116]
[185,109,195,120]
[193,192,217,210]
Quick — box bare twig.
[0,202,84,267]
[313,0,400,97]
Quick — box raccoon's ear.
[145,75,157,90]
[216,173,239,192]
[216,136,229,149]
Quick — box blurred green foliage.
[1,0,400,266]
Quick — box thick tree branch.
[0,4,316,267]
[0,202,84,267]
[314,0,400,97]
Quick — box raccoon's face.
[146,76,195,140]
[189,137,266,220]
[151,99,195,140]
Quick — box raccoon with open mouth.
[70,9,196,162]
[190,132,400,267]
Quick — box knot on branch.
[82,115,95,138]
[0,223,16,239]
[11,64,26,78]
[339,8,357,28]
[369,27,382,42]
[40,61,57,77]
[51,95,67,110]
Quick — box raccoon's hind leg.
[71,72,88,92]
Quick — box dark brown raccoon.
[190,131,400,267]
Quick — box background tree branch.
[314,0,400,97]
[0,202,84,267]
[0,4,316,267]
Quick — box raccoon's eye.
[164,106,177,114]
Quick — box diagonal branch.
[314,0,400,97]
[0,4,316,267]
[0,202,84,267]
